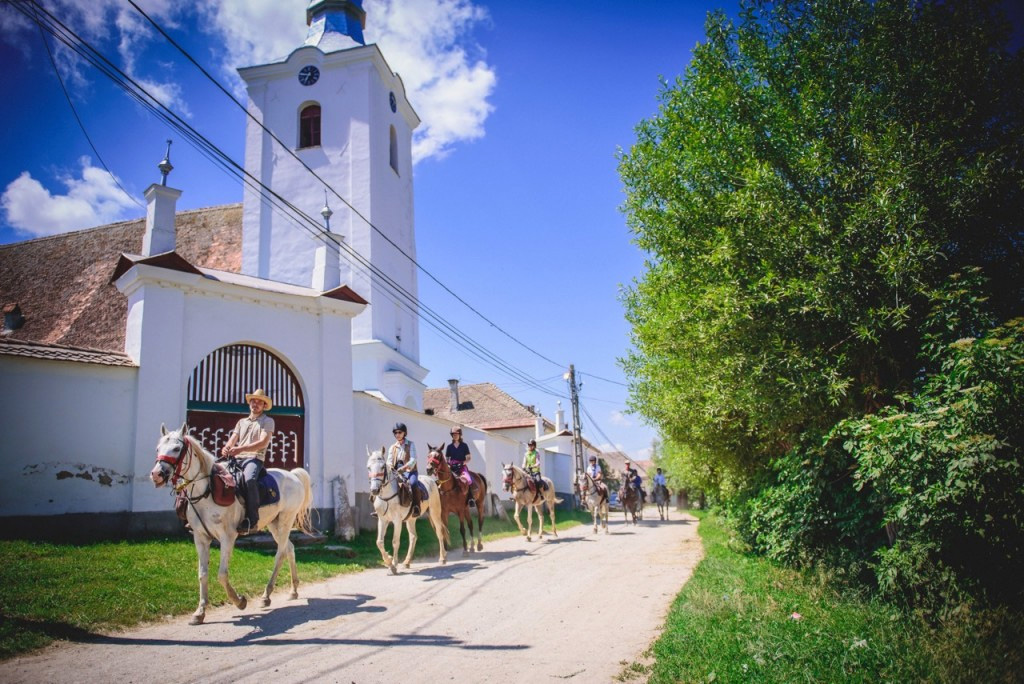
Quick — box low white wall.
[0,356,138,516]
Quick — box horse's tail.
[553,496,564,504]
[292,467,316,536]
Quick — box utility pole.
[565,364,585,477]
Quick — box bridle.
[428,451,454,488]
[368,458,401,502]
[156,435,209,497]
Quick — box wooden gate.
[185,344,305,470]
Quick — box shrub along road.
[4,509,701,683]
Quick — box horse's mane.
[178,431,217,471]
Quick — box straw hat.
[245,389,273,411]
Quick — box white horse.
[501,463,562,541]
[366,447,449,574]
[150,424,314,625]
[576,471,609,534]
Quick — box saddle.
[397,478,427,507]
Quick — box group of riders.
[218,387,670,535]
[583,453,668,508]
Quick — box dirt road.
[5,510,702,684]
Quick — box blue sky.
[0,0,726,460]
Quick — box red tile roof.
[423,382,550,430]
[0,336,135,367]
[0,204,241,354]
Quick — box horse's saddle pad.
[212,464,280,508]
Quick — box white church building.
[0,0,541,540]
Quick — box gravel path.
[5,509,702,684]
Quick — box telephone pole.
[565,364,585,476]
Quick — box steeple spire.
[305,0,366,50]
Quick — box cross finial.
[320,189,333,230]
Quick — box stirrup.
[236,518,254,535]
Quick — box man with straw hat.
[221,389,275,534]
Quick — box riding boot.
[238,481,259,534]
[411,486,421,517]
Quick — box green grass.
[630,511,1024,684]
[0,510,590,660]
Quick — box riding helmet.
[393,422,407,434]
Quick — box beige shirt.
[231,414,275,461]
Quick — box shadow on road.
[413,561,482,580]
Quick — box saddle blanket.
[256,471,281,507]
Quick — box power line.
[124,0,566,372]
[32,5,142,210]
[13,0,563,399]
[580,371,628,387]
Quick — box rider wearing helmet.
[387,422,422,516]
[445,426,475,508]
[653,467,667,494]
[523,439,546,492]
[586,454,603,482]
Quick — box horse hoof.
[260,597,271,608]
[289,592,298,601]
[189,614,204,626]
[389,564,398,575]
[238,596,247,610]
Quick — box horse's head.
[151,422,188,488]
[501,463,514,492]
[366,445,387,496]
[425,442,446,476]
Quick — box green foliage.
[619,0,1024,492]
[841,314,1024,610]
[644,512,1024,683]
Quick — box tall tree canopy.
[620,0,1023,487]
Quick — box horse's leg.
[525,502,534,542]
[459,510,469,554]
[474,495,485,551]
[513,500,526,536]
[260,517,295,606]
[403,518,418,568]
[377,516,395,572]
[191,535,211,625]
[216,534,248,611]
[429,500,448,565]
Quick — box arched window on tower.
[299,104,321,149]
[389,125,399,174]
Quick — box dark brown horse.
[426,443,489,553]
[619,478,642,525]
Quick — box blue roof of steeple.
[305,0,366,50]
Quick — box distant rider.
[653,467,668,499]
[624,459,646,505]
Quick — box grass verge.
[628,511,1023,684]
[0,509,590,660]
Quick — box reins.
[159,435,219,539]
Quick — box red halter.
[156,436,191,485]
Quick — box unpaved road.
[5,509,702,684]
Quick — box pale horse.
[366,446,449,574]
[150,424,314,625]
[576,471,610,534]
[501,463,563,542]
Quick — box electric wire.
[124,0,566,372]
[13,0,566,398]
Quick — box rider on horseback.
[220,389,274,535]
[523,439,546,494]
[653,467,668,498]
[388,423,422,517]
[445,426,475,508]
[586,454,604,482]
[624,459,646,505]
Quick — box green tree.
[619,0,1023,490]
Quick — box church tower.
[238,0,427,409]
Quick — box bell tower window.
[299,104,321,149]
[389,125,399,174]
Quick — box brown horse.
[426,443,489,553]
[620,478,642,525]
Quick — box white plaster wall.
[0,356,137,516]
[118,265,360,516]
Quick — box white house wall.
[117,264,361,519]
[0,356,137,516]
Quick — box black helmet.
[528,439,537,447]
[393,422,407,434]
[588,455,597,462]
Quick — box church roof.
[423,382,552,431]
[0,203,242,354]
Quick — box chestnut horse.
[426,443,489,553]
[150,424,314,625]
[619,478,642,525]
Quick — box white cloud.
[610,410,633,427]
[1,158,138,237]
[199,0,496,163]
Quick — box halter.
[368,458,401,502]
[428,450,454,488]
[156,436,196,489]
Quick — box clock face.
[389,91,397,113]
[298,65,320,86]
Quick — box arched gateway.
[186,344,305,470]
